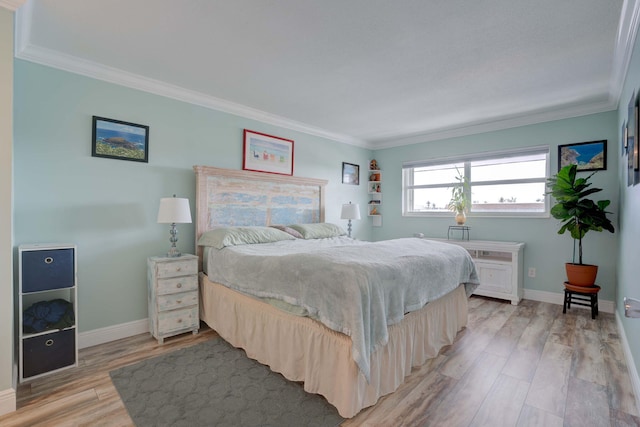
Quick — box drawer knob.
[45,339,54,347]
[177,319,182,323]
[176,300,182,304]
[176,267,182,272]
[44,257,54,264]
[176,283,182,288]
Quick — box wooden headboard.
[193,165,328,269]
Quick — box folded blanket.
[23,299,75,333]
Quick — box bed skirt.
[198,273,468,418]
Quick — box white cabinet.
[147,254,199,344]
[19,244,78,382]
[428,239,525,305]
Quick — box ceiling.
[11,0,639,148]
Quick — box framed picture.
[342,162,360,185]
[622,120,628,155]
[558,140,607,172]
[92,116,149,163]
[243,130,294,176]
[629,92,636,186]
[629,98,640,185]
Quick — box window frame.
[402,146,551,218]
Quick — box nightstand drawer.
[158,307,198,333]
[157,275,198,295]
[155,259,197,279]
[157,291,198,311]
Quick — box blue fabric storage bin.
[22,329,75,378]
[22,248,74,293]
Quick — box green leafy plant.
[447,168,470,213]
[546,164,615,264]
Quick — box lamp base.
[166,223,182,257]
[347,219,353,238]
[166,247,182,258]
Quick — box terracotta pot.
[565,263,598,287]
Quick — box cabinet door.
[476,262,512,294]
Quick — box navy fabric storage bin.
[22,329,76,378]
[22,248,75,293]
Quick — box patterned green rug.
[110,338,344,427]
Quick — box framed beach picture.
[243,130,294,176]
[558,140,607,172]
[342,162,360,185]
[92,116,149,163]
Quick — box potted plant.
[447,168,470,225]
[546,164,615,286]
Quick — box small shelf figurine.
[370,159,380,170]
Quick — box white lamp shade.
[341,203,361,220]
[157,197,192,224]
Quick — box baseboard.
[523,288,614,313]
[0,388,16,416]
[616,311,640,415]
[78,318,149,349]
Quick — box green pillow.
[287,223,347,239]
[197,226,295,249]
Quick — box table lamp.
[157,195,192,257]
[340,202,361,238]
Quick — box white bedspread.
[205,236,479,381]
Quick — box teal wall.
[373,112,620,302]
[617,24,640,386]
[13,61,372,332]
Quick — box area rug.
[110,338,344,427]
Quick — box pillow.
[287,223,347,239]
[197,226,295,249]
[269,225,304,239]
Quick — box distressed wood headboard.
[193,165,328,269]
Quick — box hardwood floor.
[2,296,639,426]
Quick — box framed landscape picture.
[92,116,149,163]
[243,130,294,176]
[558,140,607,172]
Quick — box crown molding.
[0,0,25,11]
[14,41,367,149]
[12,1,636,150]
[610,0,640,107]
[368,99,617,149]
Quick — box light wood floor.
[1,296,639,426]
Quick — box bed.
[193,165,479,418]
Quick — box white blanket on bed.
[205,236,479,381]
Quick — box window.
[403,146,550,217]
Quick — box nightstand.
[147,254,199,344]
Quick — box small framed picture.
[558,140,607,172]
[342,162,360,185]
[92,116,149,163]
[243,130,294,176]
